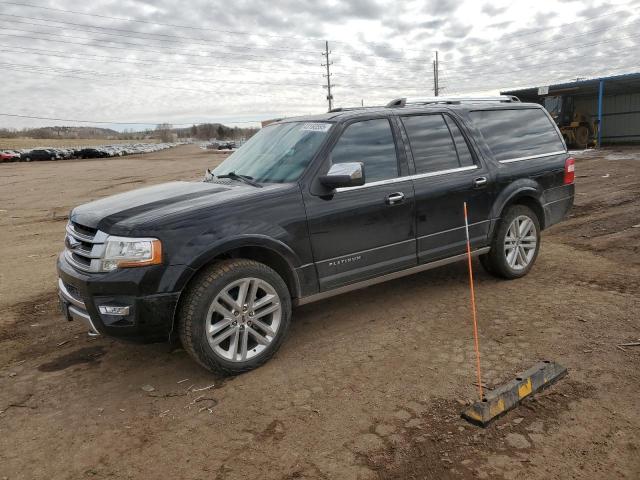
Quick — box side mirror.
[319,162,365,189]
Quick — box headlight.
[101,236,162,271]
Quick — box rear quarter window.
[469,108,565,162]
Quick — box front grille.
[71,222,97,238]
[64,222,108,272]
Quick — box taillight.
[564,157,575,184]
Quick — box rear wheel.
[574,125,589,147]
[480,205,541,279]
[179,259,291,375]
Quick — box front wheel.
[480,205,541,279]
[179,259,291,375]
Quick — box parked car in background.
[0,150,21,162]
[21,149,58,161]
[0,141,187,164]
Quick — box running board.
[295,247,490,306]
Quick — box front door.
[303,118,416,291]
[398,112,494,263]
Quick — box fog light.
[99,305,130,316]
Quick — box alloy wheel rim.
[504,215,537,271]
[206,277,282,362]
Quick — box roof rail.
[386,95,520,107]
[329,105,386,112]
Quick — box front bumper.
[57,253,183,342]
[58,278,100,336]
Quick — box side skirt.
[294,247,490,306]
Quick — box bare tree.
[155,123,173,142]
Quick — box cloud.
[0,0,638,128]
[482,4,508,16]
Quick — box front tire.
[179,259,291,375]
[481,205,541,279]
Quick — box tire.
[24,156,31,162]
[480,205,541,279]
[574,125,589,147]
[179,259,292,375]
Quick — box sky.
[0,0,639,130]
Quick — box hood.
[70,180,287,233]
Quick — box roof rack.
[386,95,520,107]
[328,105,386,113]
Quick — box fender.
[170,234,303,297]
[488,179,545,237]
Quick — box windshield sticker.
[301,122,331,132]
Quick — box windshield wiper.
[216,171,263,188]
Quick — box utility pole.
[433,50,439,97]
[322,40,334,111]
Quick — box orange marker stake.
[463,202,484,401]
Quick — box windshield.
[212,121,332,183]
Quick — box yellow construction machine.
[543,95,598,148]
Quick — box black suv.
[57,96,575,374]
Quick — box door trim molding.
[318,238,415,264]
[417,219,490,240]
[295,247,490,306]
[335,165,478,192]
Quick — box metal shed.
[502,72,640,145]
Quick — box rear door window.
[331,118,398,183]
[444,116,474,167]
[401,114,473,173]
[469,108,565,161]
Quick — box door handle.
[473,176,488,188]
[385,192,405,205]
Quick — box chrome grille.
[64,222,108,272]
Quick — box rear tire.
[179,259,291,375]
[575,125,589,147]
[481,205,541,279]
[574,125,589,148]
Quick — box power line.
[439,34,640,76]
[0,1,434,54]
[0,61,324,88]
[441,18,640,66]
[494,4,639,41]
[0,44,321,76]
[0,13,321,54]
[0,15,428,65]
[0,1,329,42]
[0,27,321,66]
[0,65,325,101]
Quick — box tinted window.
[331,119,398,183]
[444,116,474,167]
[469,108,565,161]
[401,114,460,173]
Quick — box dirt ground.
[0,145,639,480]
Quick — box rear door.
[303,117,416,291]
[399,112,494,263]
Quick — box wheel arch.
[168,236,302,341]
[490,184,546,239]
[177,235,301,299]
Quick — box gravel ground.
[0,145,638,479]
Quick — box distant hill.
[0,122,259,141]
[0,126,122,139]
